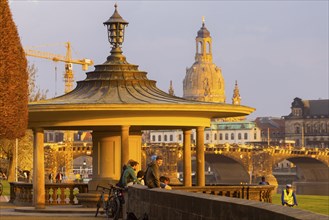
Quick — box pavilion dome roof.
[33,60,205,105]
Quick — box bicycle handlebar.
[96,184,125,192]
[108,184,125,191]
[96,184,112,191]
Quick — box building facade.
[148,121,261,145]
[254,117,285,145]
[283,97,329,148]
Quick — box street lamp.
[103,4,129,55]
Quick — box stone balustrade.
[9,182,88,205]
[172,184,275,202]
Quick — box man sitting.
[122,160,140,187]
[258,176,269,185]
[160,176,172,190]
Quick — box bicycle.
[95,184,125,220]
[95,185,111,218]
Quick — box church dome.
[183,19,225,103]
[183,63,225,102]
[197,25,210,38]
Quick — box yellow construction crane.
[24,42,94,93]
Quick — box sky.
[9,0,329,120]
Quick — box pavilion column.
[33,128,45,209]
[121,125,130,167]
[89,131,121,190]
[183,129,192,186]
[128,131,142,166]
[196,126,205,186]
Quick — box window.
[238,133,242,140]
[219,134,223,140]
[293,108,302,117]
[158,135,161,142]
[207,41,211,54]
[152,135,155,142]
[170,135,173,141]
[214,133,217,140]
[49,133,54,142]
[244,133,248,140]
[231,133,234,140]
[225,134,228,140]
[296,127,300,134]
[198,41,203,54]
[178,134,182,141]
[206,133,209,140]
[164,135,167,141]
[254,133,257,140]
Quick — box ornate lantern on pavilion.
[103,4,129,53]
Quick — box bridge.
[143,143,329,195]
[48,141,329,195]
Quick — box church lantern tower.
[183,17,225,103]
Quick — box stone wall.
[127,185,328,220]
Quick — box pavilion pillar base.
[76,192,106,208]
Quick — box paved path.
[0,198,121,220]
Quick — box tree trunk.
[7,140,16,182]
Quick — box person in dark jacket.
[144,155,163,188]
[259,176,269,185]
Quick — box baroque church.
[148,18,261,145]
[183,17,226,103]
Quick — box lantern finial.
[103,4,129,62]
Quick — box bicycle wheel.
[106,196,120,220]
[95,198,102,217]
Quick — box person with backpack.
[117,159,134,187]
[121,160,140,187]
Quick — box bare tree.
[28,63,48,102]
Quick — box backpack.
[116,165,127,187]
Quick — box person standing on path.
[281,184,298,207]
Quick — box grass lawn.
[272,193,329,216]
